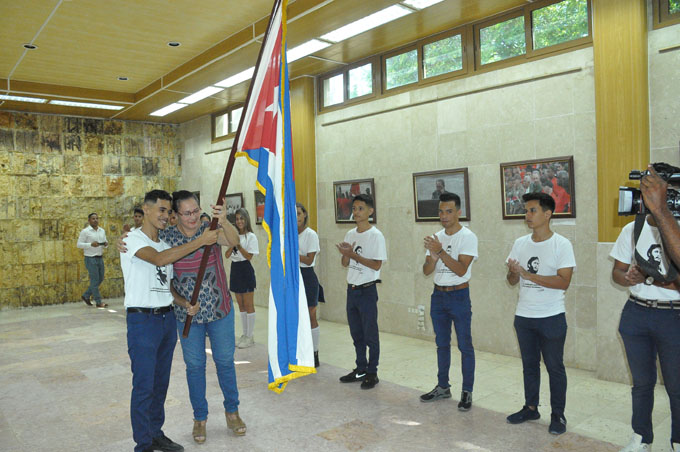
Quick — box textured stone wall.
[0,111,181,308]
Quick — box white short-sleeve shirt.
[299,227,320,268]
[506,232,576,318]
[425,227,478,286]
[610,219,680,301]
[344,226,387,285]
[230,232,259,262]
[120,228,174,308]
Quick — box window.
[323,74,344,106]
[672,0,680,13]
[385,49,419,90]
[423,34,463,79]
[229,107,242,133]
[214,112,229,139]
[532,0,589,50]
[656,0,680,26]
[479,15,526,65]
[348,63,373,99]
[211,104,244,142]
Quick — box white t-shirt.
[610,219,680,301]
[344,226,387,285]
[506,232,576,318]
[425,227,478,286]
[299,227,320,268]
[230,232,259,262]
[120,228,174,308]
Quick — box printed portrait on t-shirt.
[156,266,168,286]
[527,257,540,274]
[646,244,663,270]
[354,245,363,255]
[446,245,452,255]
[635,224,669,275]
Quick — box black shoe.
[339,369,366,383]
[506,406,540,424]
[458,390,472,411]
[548,413,567,435]
[360,373,379,390]
[81,295,93,306]
[419,385,451,402]
[151,434,184,452]
[314,351,320,368]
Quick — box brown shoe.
[96,302,108,308]
[81,296,93,306]
[225,411,246,436]
[192,419,206,444]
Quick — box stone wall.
[0,111,181,308]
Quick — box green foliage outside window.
[386,49,418,90]
[323,74,344,106]
[348,63,372,99]
[532,0,588,50]
[671,0,680,14]
[480,16,526,65]
[423,35,463,78]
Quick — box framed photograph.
[254,190,265,225]
[333,178,376,224]
[225,192,244,225]
[500,155,575,220]
[412,168,470,221]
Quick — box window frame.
[654,0,680,28]
[211,103,244,144]
[382,44,421,94]
[527,0,592,58]
[474,10,528,71]
[318,57,378,112]
[419,27,468,84]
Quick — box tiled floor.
[0,298,674,451]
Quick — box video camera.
[618,162,680,217]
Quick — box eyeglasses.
[178,207,201,217]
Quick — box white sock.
[311,327,320,352]
[246,312,256,338]
[240,312,247,336]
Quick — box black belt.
[348,280,380,290]
[629,295,680,310]
[127,305,174,314]
[435,283,469,292]
[86,255,103,258]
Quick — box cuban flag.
[234,0,315,393]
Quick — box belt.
[126,305,174,314]
[85,255,103,258]
[348,280,381,290]
[629,294,680,310]
[435,282,469,292]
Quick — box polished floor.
[0,298,674,451]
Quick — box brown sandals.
[225,411,246,436]
[192,419,206,443]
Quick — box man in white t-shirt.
[77,212,108,307]
[506,192,575,436]
[336,194,387,390]
[611,213,680,452]
[121,189,218,452]
[419,192,478,411]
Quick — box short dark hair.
[133,207,144,216]
[296,202,308,227]
[88,212,97,219]
[144,189,172,204]
[171,190,199,213]
[522,192,555,213]
[352,194,374,208]
[439,192,461,208]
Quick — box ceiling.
[0,0,528,124]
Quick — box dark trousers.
[430,288,475,391]
[619,301,680,444]
[83,256,105,302]
[346,284,379,374]
[514,313,567,415]
[127,310,177,452]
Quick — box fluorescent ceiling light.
[287,39,331,63]
[402,0,445,9]
[50,100,123,110]
[0,94,48,103]
[150,103,188,117]
[215,67,255,88]
[321,5,412,43]
[178,86,223,105]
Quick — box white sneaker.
[619,433,651,452]
[672,442,679,451]
[236,335,247,347]
[238,336,254,349]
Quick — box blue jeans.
[346,284,380,374]
[619,301,680,444]
[177,310,239,420]
[430,288,475,392]
[83,256,105,302]
[514,313,567,415]
[127,309,177,452]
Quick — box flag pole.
[182,0,284,338]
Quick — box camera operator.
[610,207,680,451]
[641,165,680,269]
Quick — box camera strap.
[633,214,679,283]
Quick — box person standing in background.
[297,202,322,368]
[229,208,259,349]
[77,212,108,308]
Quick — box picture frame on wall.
[225,192,244,225]
[333,178,376,224]
[254,190,265,225]
[412,168,471,222]
[500,155,575,220]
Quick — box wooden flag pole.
[182,0,283,338]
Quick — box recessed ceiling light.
[287,39,331,63]
[49,100,124,110]
[23,43,38,50]
[0,94,48,103]
[167,41,181,47]
[178,86,223,105]
[117,76,129,81]
[215,67,255,88]
[320,5,412,43]
[150,103,188,117]
[402,0,445,9]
